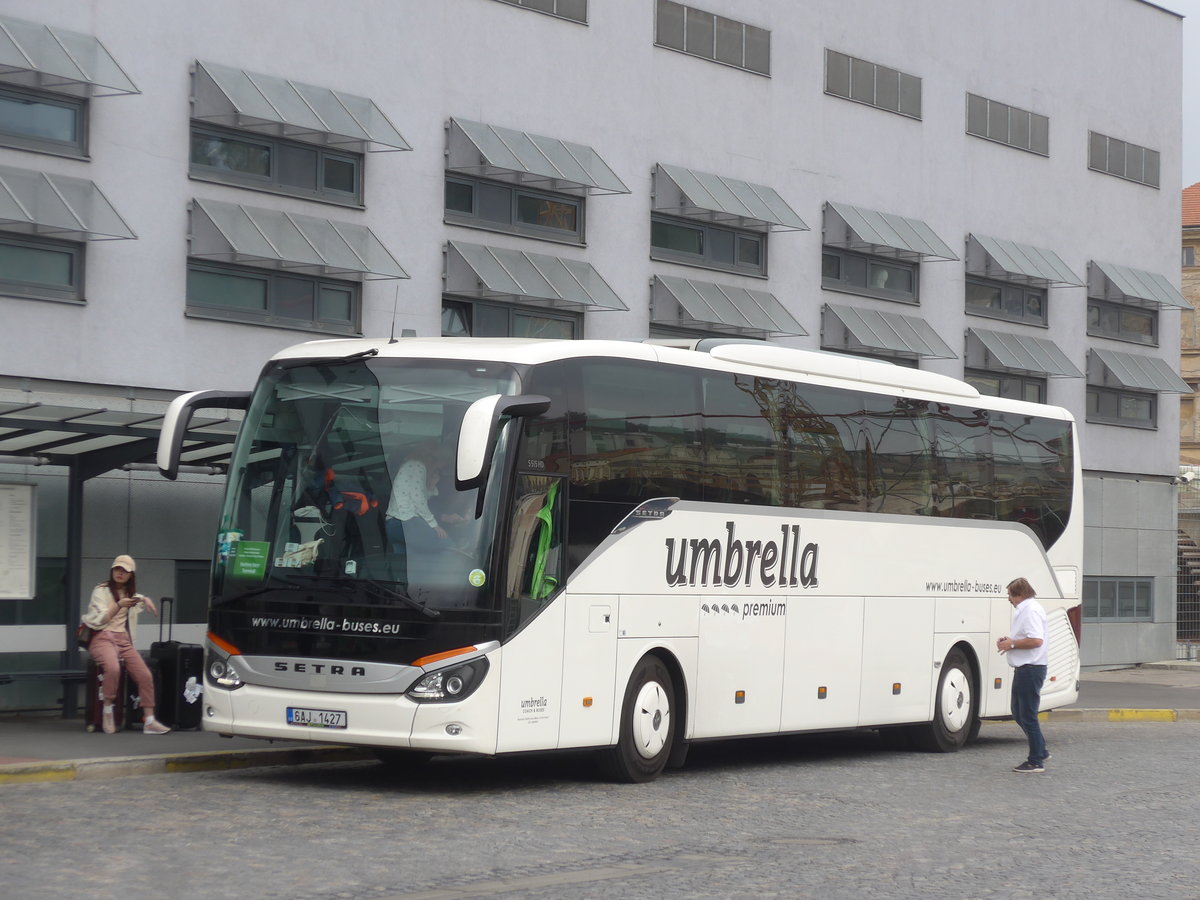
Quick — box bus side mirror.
[456,394,551,492]
[157,390,250,480]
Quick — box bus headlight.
[406,658,489,703]
[207,656,244,690]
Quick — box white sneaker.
[143,719,171,735]
[102,709,116,734]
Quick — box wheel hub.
[940,667,972,733]
[632,680,670,759]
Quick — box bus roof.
[271,337,1072,422]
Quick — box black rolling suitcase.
[149,597,204,730]
[85,658,126,733]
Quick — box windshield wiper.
[361,578,440,619]
[224,573,350,603]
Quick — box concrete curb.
[981,708,1200,725]
[0,745,372,785]
[1047,708,1200,723]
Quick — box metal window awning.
[445,240,627,311]
[191,60,410,153]
[1088,348,1190,393]
[0,164,135,241]
[966,328,1082,378]
[1088,260,1188,309]
[823,201,957,262]
[0,14,138,97]
[966,234,1082,287]
[0,397,241,474]
[446,117,629,196]
[189,198,408,280]
[652,163,808,233]
[822,303,956,359]
[651,274,806,338]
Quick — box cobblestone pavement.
[3,721,1198,900]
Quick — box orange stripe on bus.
[411,646,478,668]
[208,632,241,656]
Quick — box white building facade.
[0,0,1185,708]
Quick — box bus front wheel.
[909,648,976,753]
[599,655,676,783]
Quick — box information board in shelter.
[0,484,36,600]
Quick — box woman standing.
[81,555,171,735]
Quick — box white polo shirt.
[1008,597,1049,667]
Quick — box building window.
[445,175,584,243]
[493,0,586,22]
[655,1,770,76]
[966,93,1048,156]
[825,49,921,119]
[834,349,920,369]
[1184,246,1196,268]
[0,234,83,303]
[964,369,1046,404]
[190,125,362,206]
[1083,576,1152,622]
[0,85,87,157]
[1087,298,1157,345]
[966,277,1046,325]
[1088,131,1160,188]
[1086,386,1156,428]
[822,248,917,303]
[651,215,765,276]
[442,298,578,339]
[187,262,359,333]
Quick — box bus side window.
[860,395,936,516]
[790,383,867,511]
[505,475,565,632]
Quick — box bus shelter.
[0,385,239,713]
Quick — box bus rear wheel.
[598,655,676,783]
[909,648,976,753]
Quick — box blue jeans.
[1011,664,1047,764]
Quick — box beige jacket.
[81,583,149,642]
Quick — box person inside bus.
[385,443,464,576]
[997,576,1049,773]
[80,555,171,735]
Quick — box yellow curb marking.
[1107,708,1177,722]
[0,766,77,784]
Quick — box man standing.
[997,577,1049,773]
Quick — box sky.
[1183,0,1200,187]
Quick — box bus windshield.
[211,356,520,663]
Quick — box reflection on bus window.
[527,357,1073,578]
[506,474,565,632]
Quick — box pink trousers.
[88,630,156,710]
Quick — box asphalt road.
[4,720,1198,900]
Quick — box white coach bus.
[158,338,1081,782]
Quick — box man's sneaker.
[101,708,116,734]
[143,719,171,735]
[1013,761,1044,773]
[1043,752,1052,762]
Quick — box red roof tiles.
[1185,182,1200,227]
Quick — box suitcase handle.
[159,596,175,643]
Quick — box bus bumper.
[201,676,501,755]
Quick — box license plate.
[286,707,347,729]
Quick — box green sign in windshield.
[229,541,270,580]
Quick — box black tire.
[967,713,982,743]
[598,655,676,783]
[908,648,976,753]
